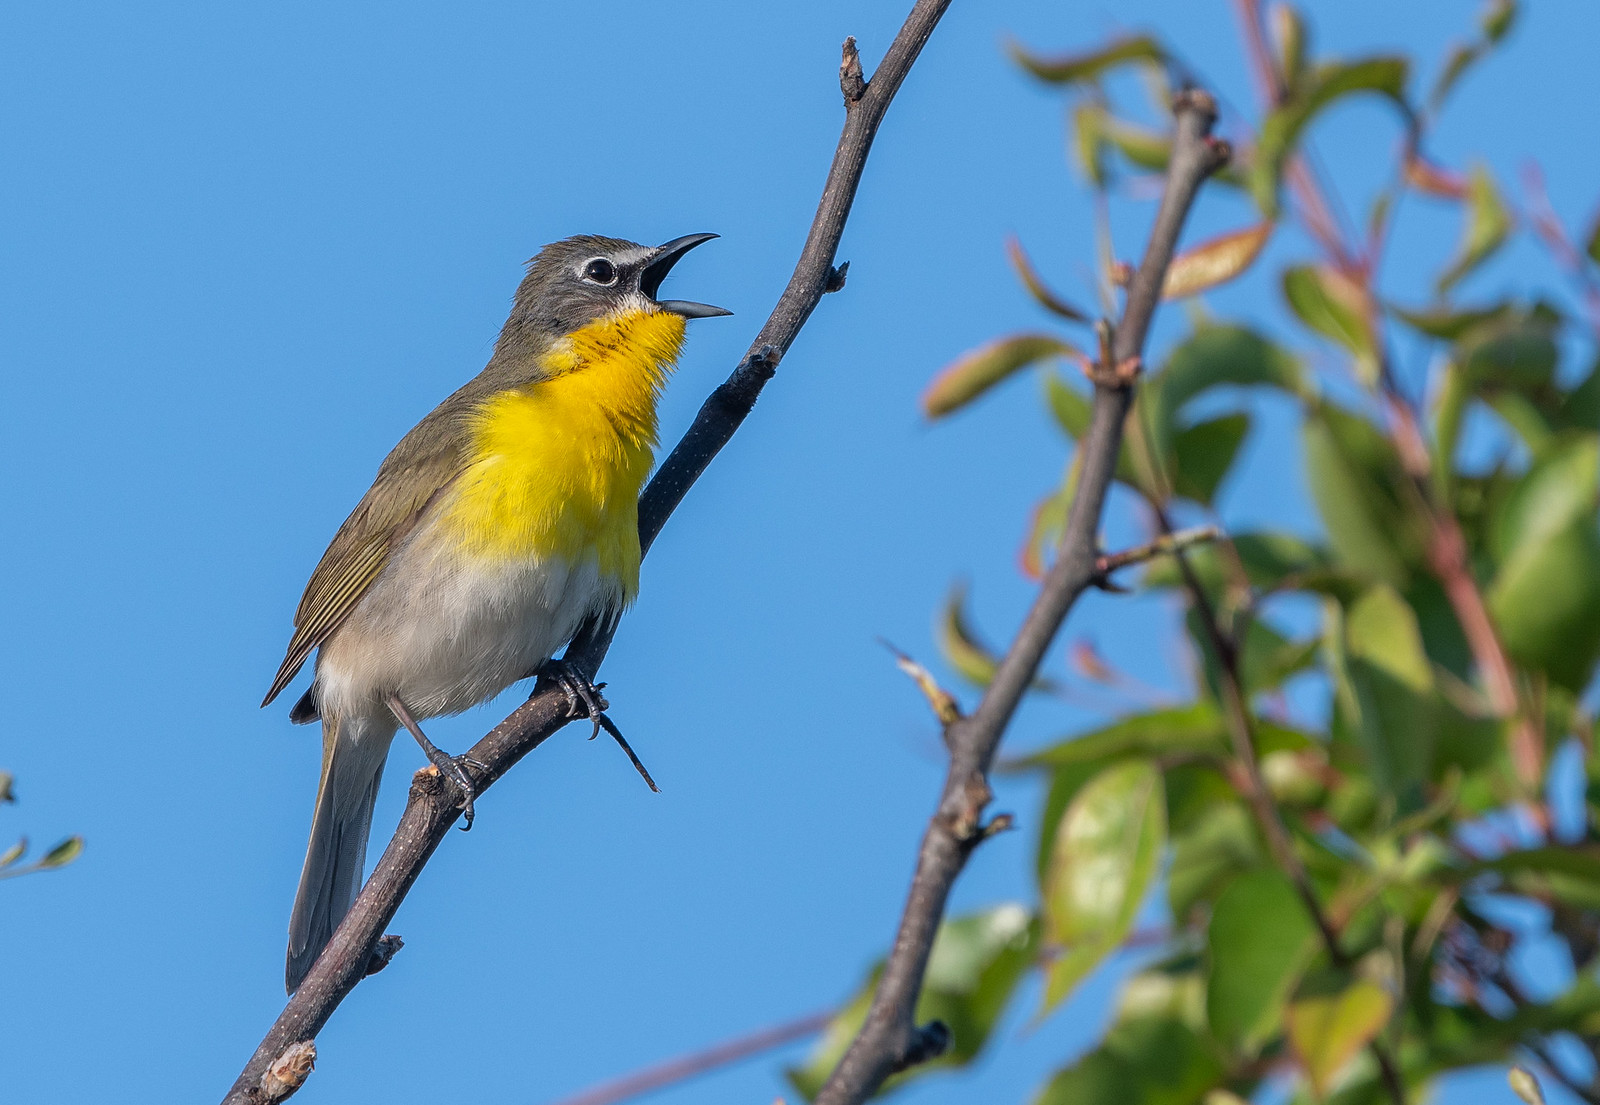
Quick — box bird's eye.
[582,258,617,285]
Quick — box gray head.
[500,233,730,349]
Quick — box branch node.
[979,812,1015,840]
[1085,355,1143,389]
[891,1021,952,1073]
[825,260,850,293]
[748,343,779,381]
[840,37,866,103]
[1172,87,1219,124]
[259,1040,316,1104]
[943,772,993,842]
[363,934,404,977]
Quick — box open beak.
[641,233,732,319]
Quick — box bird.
[262,233,729,994]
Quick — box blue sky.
[3,2,1596,1103]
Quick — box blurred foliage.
[803,2,1600,1102]
[0,771,83,882]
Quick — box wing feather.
[262,407,472,709]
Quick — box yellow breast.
[439,307,686,598]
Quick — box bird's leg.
[387,694,480,830]
[535,659,658,793]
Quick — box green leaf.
[1032,1016,1225,1105]
[39,836,83,868]
[1485,432,1600,689]
[1336,585,1439,800]
[1010,34,1166,85]
[1482,0,1518,43]
[1169,803,1259,922]
[1020,476,1076,581]
[1252,57,1411,216]
[938,583,1000,688]
[787,904,1036,1100]
[1171,413,1250,505]
[1270,3,1309,94]
[1460,316,1559,394]
[1073,102,1110,188]
[1149,326,1306,448]
[1042,760,1166,1011]
[1282,265,1379,385]
[1019,703,1228,771]
[1045,372,1142,487]
[1140,325,1304,498]
[1206,869,1318,1054]
[1476,844,1600,881]
[1390,300,1517,341]
[1162,224,1274,301]
[1430,43,1484,112]
[0,772,12,803]
[0,836,25,869]
[924,334,1080,418]
[1103,114,1174,173]
[1302,405,1418,588]
[1239,619,1321,693]
[1489,521,1600,692]
[1488,432,1599,563]
[1437,165,1512,293]
[1558,358,1600,431]
[1286,979,1394,1097]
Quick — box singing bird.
[262,233,728,993]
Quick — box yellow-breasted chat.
[261,233,728,994]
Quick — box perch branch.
[220,5,953,1101]
[810,91,1230,1105]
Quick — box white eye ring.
[581,258,618,285]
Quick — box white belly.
[312,517,621,722]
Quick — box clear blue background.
[3,2,1595,1103]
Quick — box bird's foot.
[535,659,659,793]
[389,694,480,830]
[536,658,609,736]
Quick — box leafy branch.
[808,89,1231,1105]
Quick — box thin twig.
[220,6,954,1101]
[542,1010,834,1105]
[810,91,1230,1105]
[1094,524,1220,577]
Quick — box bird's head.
[506,233,730,342]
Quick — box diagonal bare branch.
[221,4,954,1101]
[810,90,1231,1105]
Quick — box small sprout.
[1508,1066,1546,1105]
[880,638,961,725]
[0,837,25,869]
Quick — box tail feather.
[286,713,394,994]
